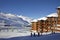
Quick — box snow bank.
[0,31,31,38]
[31,31,52,35]
[57,6,60,8]
[42,32,52,35]
[55,32,60,33]
[37,13,58,21]
[0,30,52,38]
[38,17,47,20]
[47,13,58,17]
[57,24,60,26]
[31,19,37,22]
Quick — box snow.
[0,21,5,27]
[5,13,16,18]
[37,13,58,21]
[57,24,60,26]
[0,12,6,15]
[57,6,60,8]
[56,28,60,30]
[0,12,32,27]
[31,19,37,22]
[17,15,32,23]
[0,13,16,18]
[1,33,60,40]
[47,13,58,17]
[31,30,52,35]
[0,31,52,38]
[0,9,60,40]
[0,31,30,38]
[0,12,32,24]
[36,13,58,21]
[31,30,37,33]
[31,31,52,35]
[55,31,60,33]
[0,27,31,38]
[42,32,52,35]
[38,17,47,20]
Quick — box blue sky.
[0,0,60,19]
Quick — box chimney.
[57,6,60,27]
[57,6,60,17]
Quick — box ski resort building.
[31,6,60,33]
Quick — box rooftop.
[57,6,60,8]
[31,19,37,22]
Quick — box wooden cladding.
[57,17,60,24]
[31,17,58,33]
[57,8,60,18]
[31,7,60,33]
[31,22,38,31]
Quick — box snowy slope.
[17,15,32,24]
[1,33,60,40]
[0,12,32,27]
[0,31,31,38]
[0,12,59,39]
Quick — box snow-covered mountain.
[0,12,58,27]
[0,12,33,27]
[17,15,32,24]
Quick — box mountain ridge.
[0,12,33,27]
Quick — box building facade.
[31,7,60,33]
